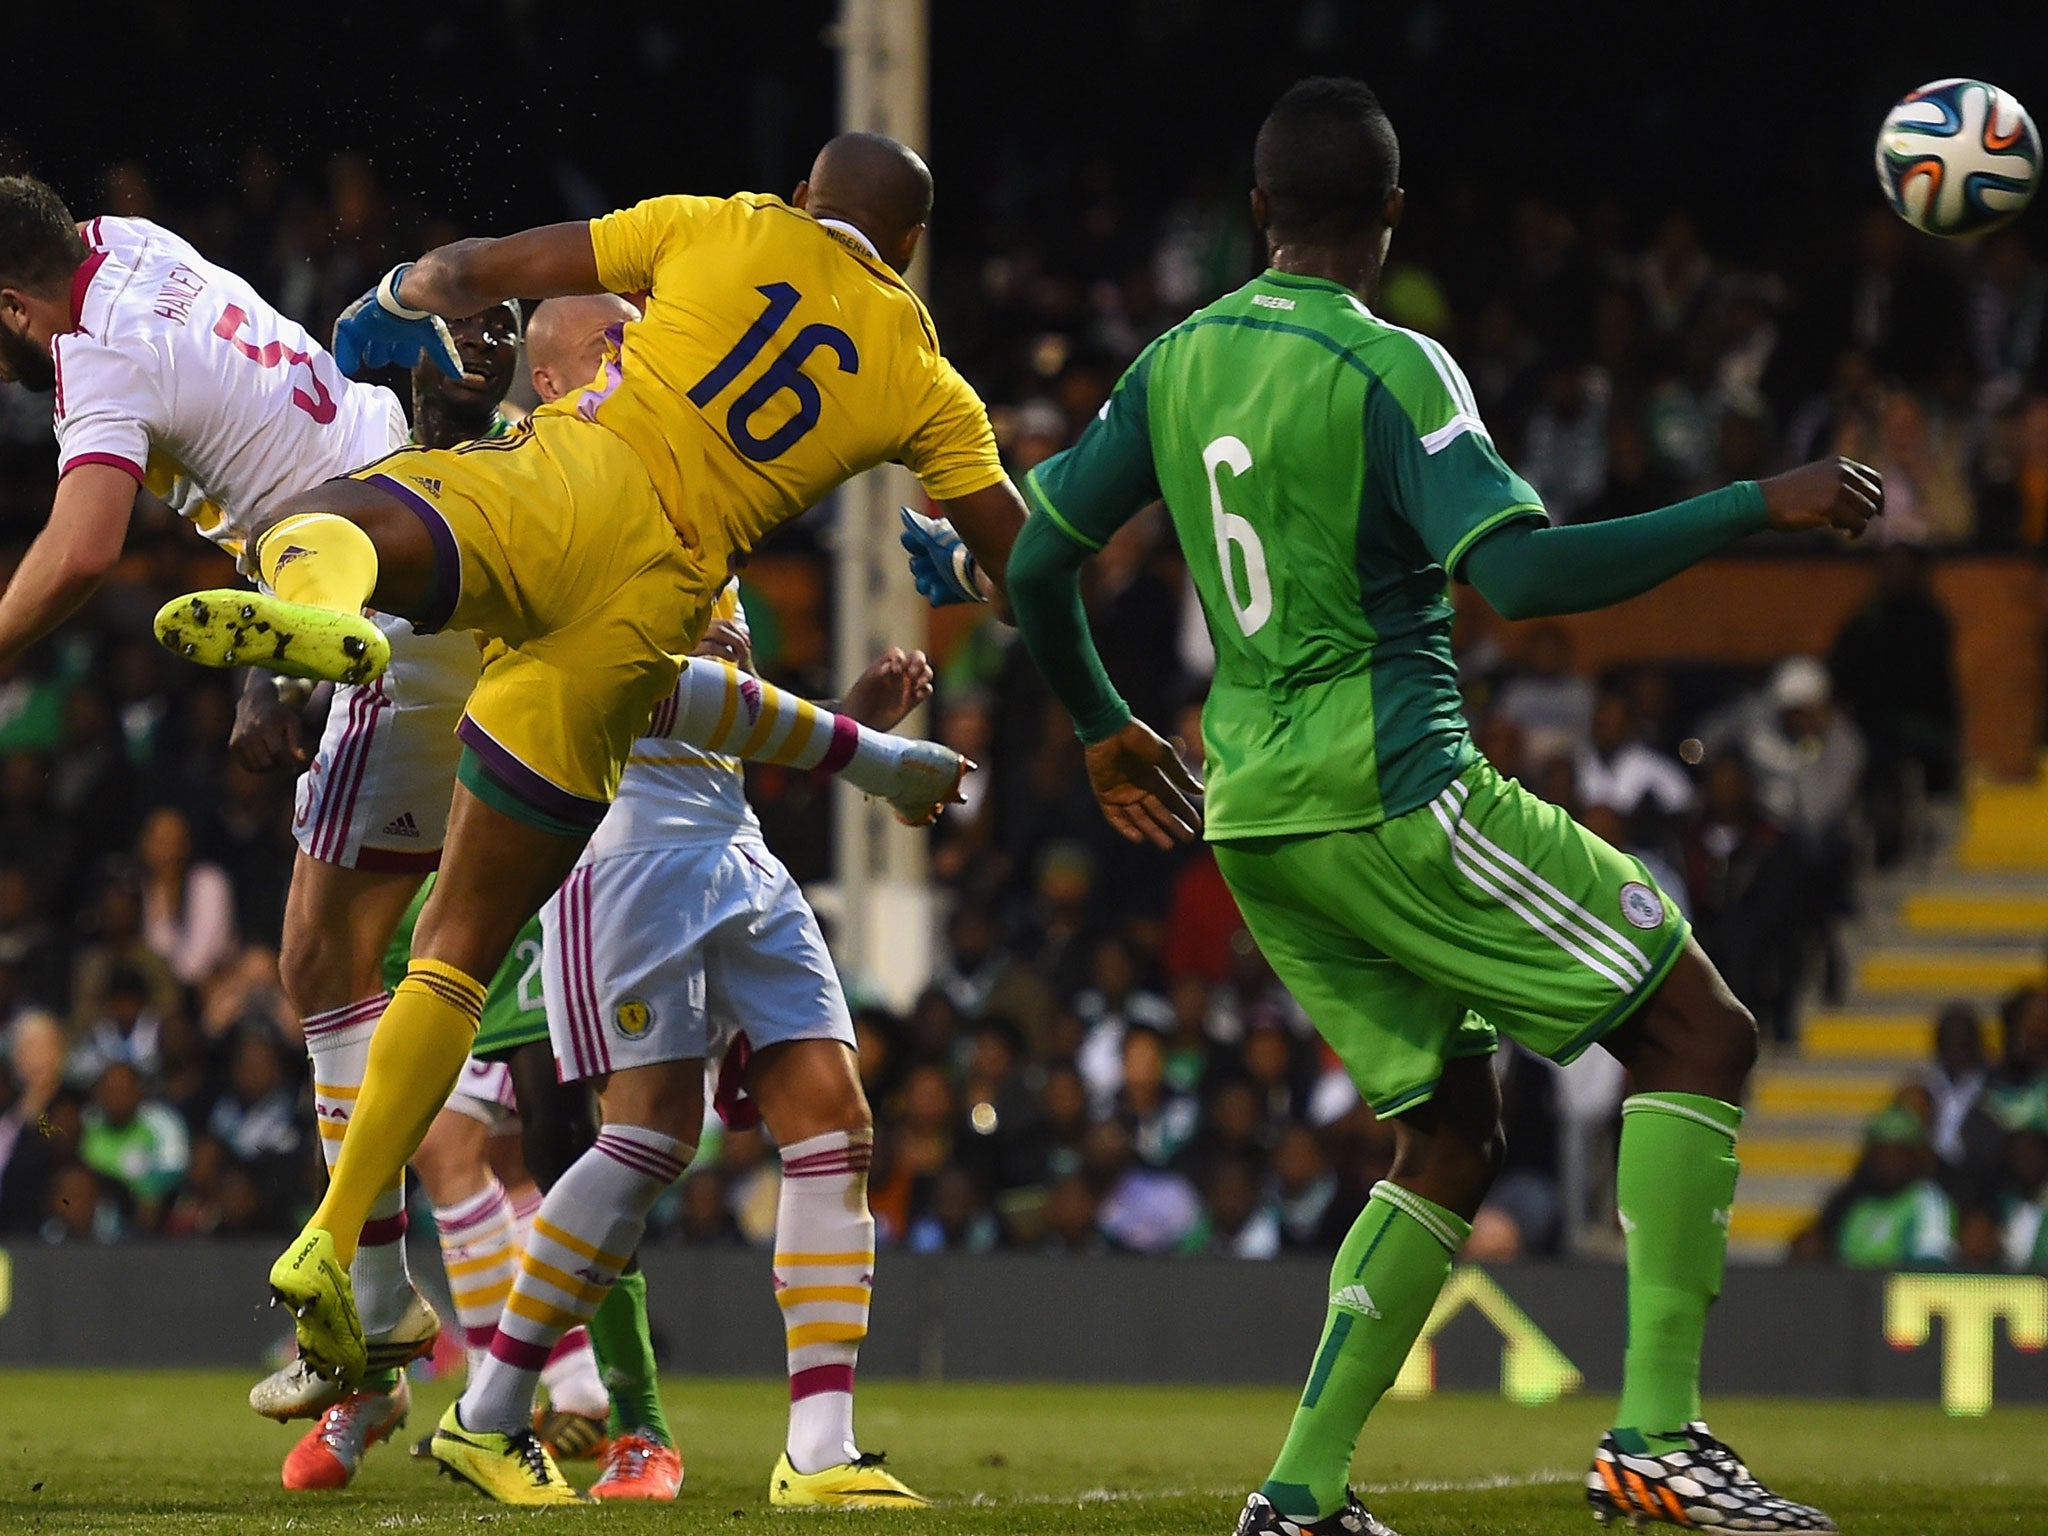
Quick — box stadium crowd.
[0,148,2043,1268]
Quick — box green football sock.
[1260,1181,1471,1521]
[1614,1091,1743,1454]
[586,1267,669,1444]
[362,1366,401,1395]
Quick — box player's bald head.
[526,292,639,404]
[795,132,933,272]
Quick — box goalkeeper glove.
[332,264,462,378]
[897,505,986,606]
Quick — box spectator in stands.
[0,1010,70,1229]
[0,865,61,1006]
[1520,364,1611,521]
[931,899,1056,1049]
[1197,1154,1281,1259]
[1576,686,1694,818]
[1997,1111,2048,1271]
[1830,545,1960,864]
[1794,1106,1956,1269]
[1039,1172,1104,1255]
[1838,388,1974,546]
[1073,935,1175,1115]
[1988,986,2048,1132]
[137,806,237,989]
[1681,756,1802,1041]
[1492,625,1597,762]
[1974,394,2048,553]
[66,968,166,1089]
[1116,1025,1199,1170]
[1919,1002,2003,1202]
[906,1166,1000,1253]
[204,1026,305,1221]
[78,1061,188,1232]
[42,1161,118,1244]
[68,871,182,1039]
[671,1169,746,1246]
[1270,1122,1341,1251]
[1089,1116,1201,1254]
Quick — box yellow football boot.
[267,1227,365,1387]
[429,1404,589,1506]
[769,1450,931,1509]
[154,590,388,685]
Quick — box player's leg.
[1385,763,1830,1532]
[496,1044,612,1457]
[274,784,589,1384]
[155,475,441,685]
[433,1058,699,1506]
[431,848,709,1505]
[1215,832,1488,1536]
[251,856,435,1431]
[412,1092,519,1373]
[503,1040,646,1460]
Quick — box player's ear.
[893,223,925,273]
[1249,186,1270,234]
[791,179,812,211]
[1383,187,1405,231]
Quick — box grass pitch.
[0,1372,2040,1534]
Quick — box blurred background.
[1,0,2045,1293]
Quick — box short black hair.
[0,175,85,294]
[1254,77,1400,244]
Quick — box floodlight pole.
[823,0,933,1010]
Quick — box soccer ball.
[1875,79,2040,238]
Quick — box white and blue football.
[1875,79,2040,238]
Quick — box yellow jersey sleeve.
[588,195,726,294]
[902,356,1006,502]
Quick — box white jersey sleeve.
[51,331,161,482]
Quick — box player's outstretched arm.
[1462,457,1882,622]
[399,225,604,319]
[0,463,137,667]
[648,655,967,826]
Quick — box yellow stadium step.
[1855,948,2045,996]
[1728,1202,1811,1248]
[1803,1012,1929,1061]
[1901,891,2048,938]
[1752,1072,1896,1119]
[1739,1136,1859,1180]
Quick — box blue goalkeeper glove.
[332,264,463,379]
[898,506,986,607]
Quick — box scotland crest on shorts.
[614,997,655,1038]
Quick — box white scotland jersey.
[52,215,407,559]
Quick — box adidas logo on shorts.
[381,812,420,838]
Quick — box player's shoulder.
[1351,316,1476,433]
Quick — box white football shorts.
[541,840,854,1083]
[443,1055,520,1134]
[292,621,480,871]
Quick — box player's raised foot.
[429,1404,589,1505]
[590,1434,684,1501]
[769,1450,931,1509]
[252,1287,441,1420]
[153,590,388,686]
[280,1378,411,1491]
[883,741,974,827]
[1587,1424,1836,1531]
[534,1404,610,1462]
[1232,1490,1401,1536]
[268,1228,366,1387]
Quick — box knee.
[278,929,347,1016]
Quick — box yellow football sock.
[313,959,485,1264]
[258,511,379,612]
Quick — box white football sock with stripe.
[432,1176,518,1372]
[649,658,945,805]
[460,1125,690,1435]
[776,1129,875,1473]
[304,994,411,1336]
[508,1183,609,1416]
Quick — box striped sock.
[304,994,411,1335]
[506,1183,608,1416]
[460,1126,690,1435]
[775,1129,875,1474]
[432,1177,519,1372]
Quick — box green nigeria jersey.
[1024,270,1546,839]
[384,876,549,1058]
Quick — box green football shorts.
[1213,757,1690,1117]
[384,876,551,1060]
